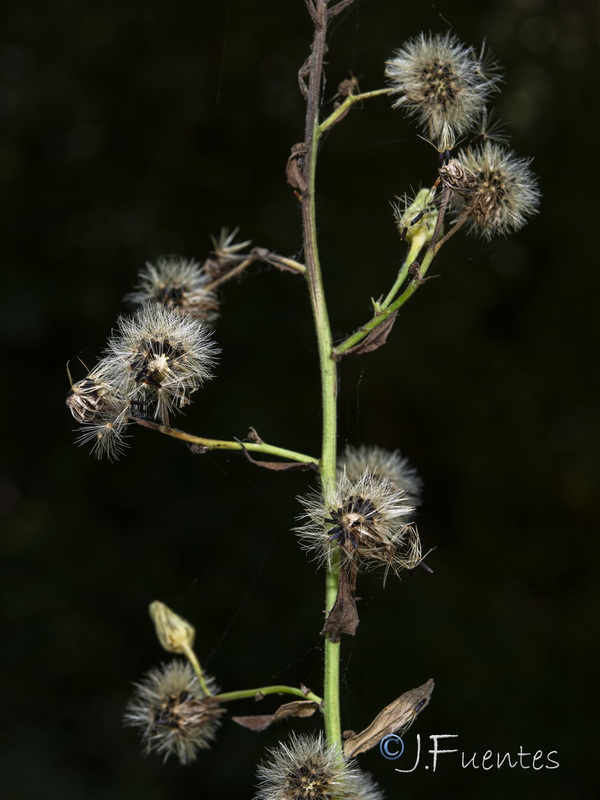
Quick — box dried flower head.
[66,366,125,424]
[385,32,500,152]
[126,256,219,323]
[295,470,421,575]
[204,227,252,280]
[210,226,252,259]
[452,142,540,238]
[255,733,383,800]
[102,303,219,427]
[66,363,131,460]
[338,445,423,508]
[124,660,224,765]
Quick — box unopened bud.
[394,187,438,248]
[149,600,196,654]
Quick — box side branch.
[132,418,319,466]
[319,87,392,135]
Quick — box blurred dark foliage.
[1,0,598,797]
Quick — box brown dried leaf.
[189,444,209,454]
[232,714,274,732]
[322,566,359,641]
[339,311,398,359]
[232,700,319,732]
[343,679,434,757]
[286,142,308,197]
[246,427,263,444]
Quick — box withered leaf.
[343,678,434,758]
[246,427,263,444]
[286,142,307,197]
[235,439,318,472]
[232,700,319,732]
[189,443,209,454]
[322,566,359,641]
[338,311,398,359]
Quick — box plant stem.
[214,685,323,705]
[301,0,341,750]
[319,87,392,135]
[380,238,423,310]
[132,419,319,465]
[181,643,214,696]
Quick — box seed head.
[74,407,130,461]
[67,363,131,460]
[124,660,224,765]
[385,33,500,151]
[102,303,219,427]
[338,445,423,508]
[126,256,219,323]
[295,470,421,575]
[255,733,383,800]
[452,142,540,238]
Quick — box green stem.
[379,237,424,310]
[182,643,214,696]
[319,87,392,135]
[214,684,323,705]
[132,419,319,465]
[301,0,341,750]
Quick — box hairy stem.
[301,0,342,750]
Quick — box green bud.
[149,600,196,654]
[394,187,438,248]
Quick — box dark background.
[1,0,598,798]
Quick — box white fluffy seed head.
[123,660,224,765]
[74,406,130,461]
[385,32,501,151]
[453,142,541,238]
[338,445,423,507]
[295,469,421,575]
[255,733,384,800]
[102,303,220,427]
[126,256,220,323]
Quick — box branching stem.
[319,87,392,135]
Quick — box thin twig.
[131,418,319,465]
